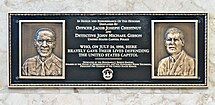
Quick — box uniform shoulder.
[52,54,62,67]
[52,54,62,62]
[23,56,38,63]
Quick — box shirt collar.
[170,50,184,62]
[36,54,54,69]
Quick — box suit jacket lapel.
[169,50,186,75]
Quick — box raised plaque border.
[8,13,208,88]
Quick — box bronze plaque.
[8,13,208,88]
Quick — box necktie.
[41,62,45,76]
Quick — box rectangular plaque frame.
[151,20,199,79]
[8,13,208,88]
[18,20,66,79]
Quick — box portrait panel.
[19,20,65,79]
[152,20,198,79]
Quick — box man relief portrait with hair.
[22,28,62,76]
[158,27,195,76]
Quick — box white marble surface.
[0,0,215,104]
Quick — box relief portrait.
[157,27,195,76]
[152,21,198,78]
[22,28,62,76]
[19,20,65,79]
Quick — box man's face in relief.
[165,33,184,55]
[34,30,56,57]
